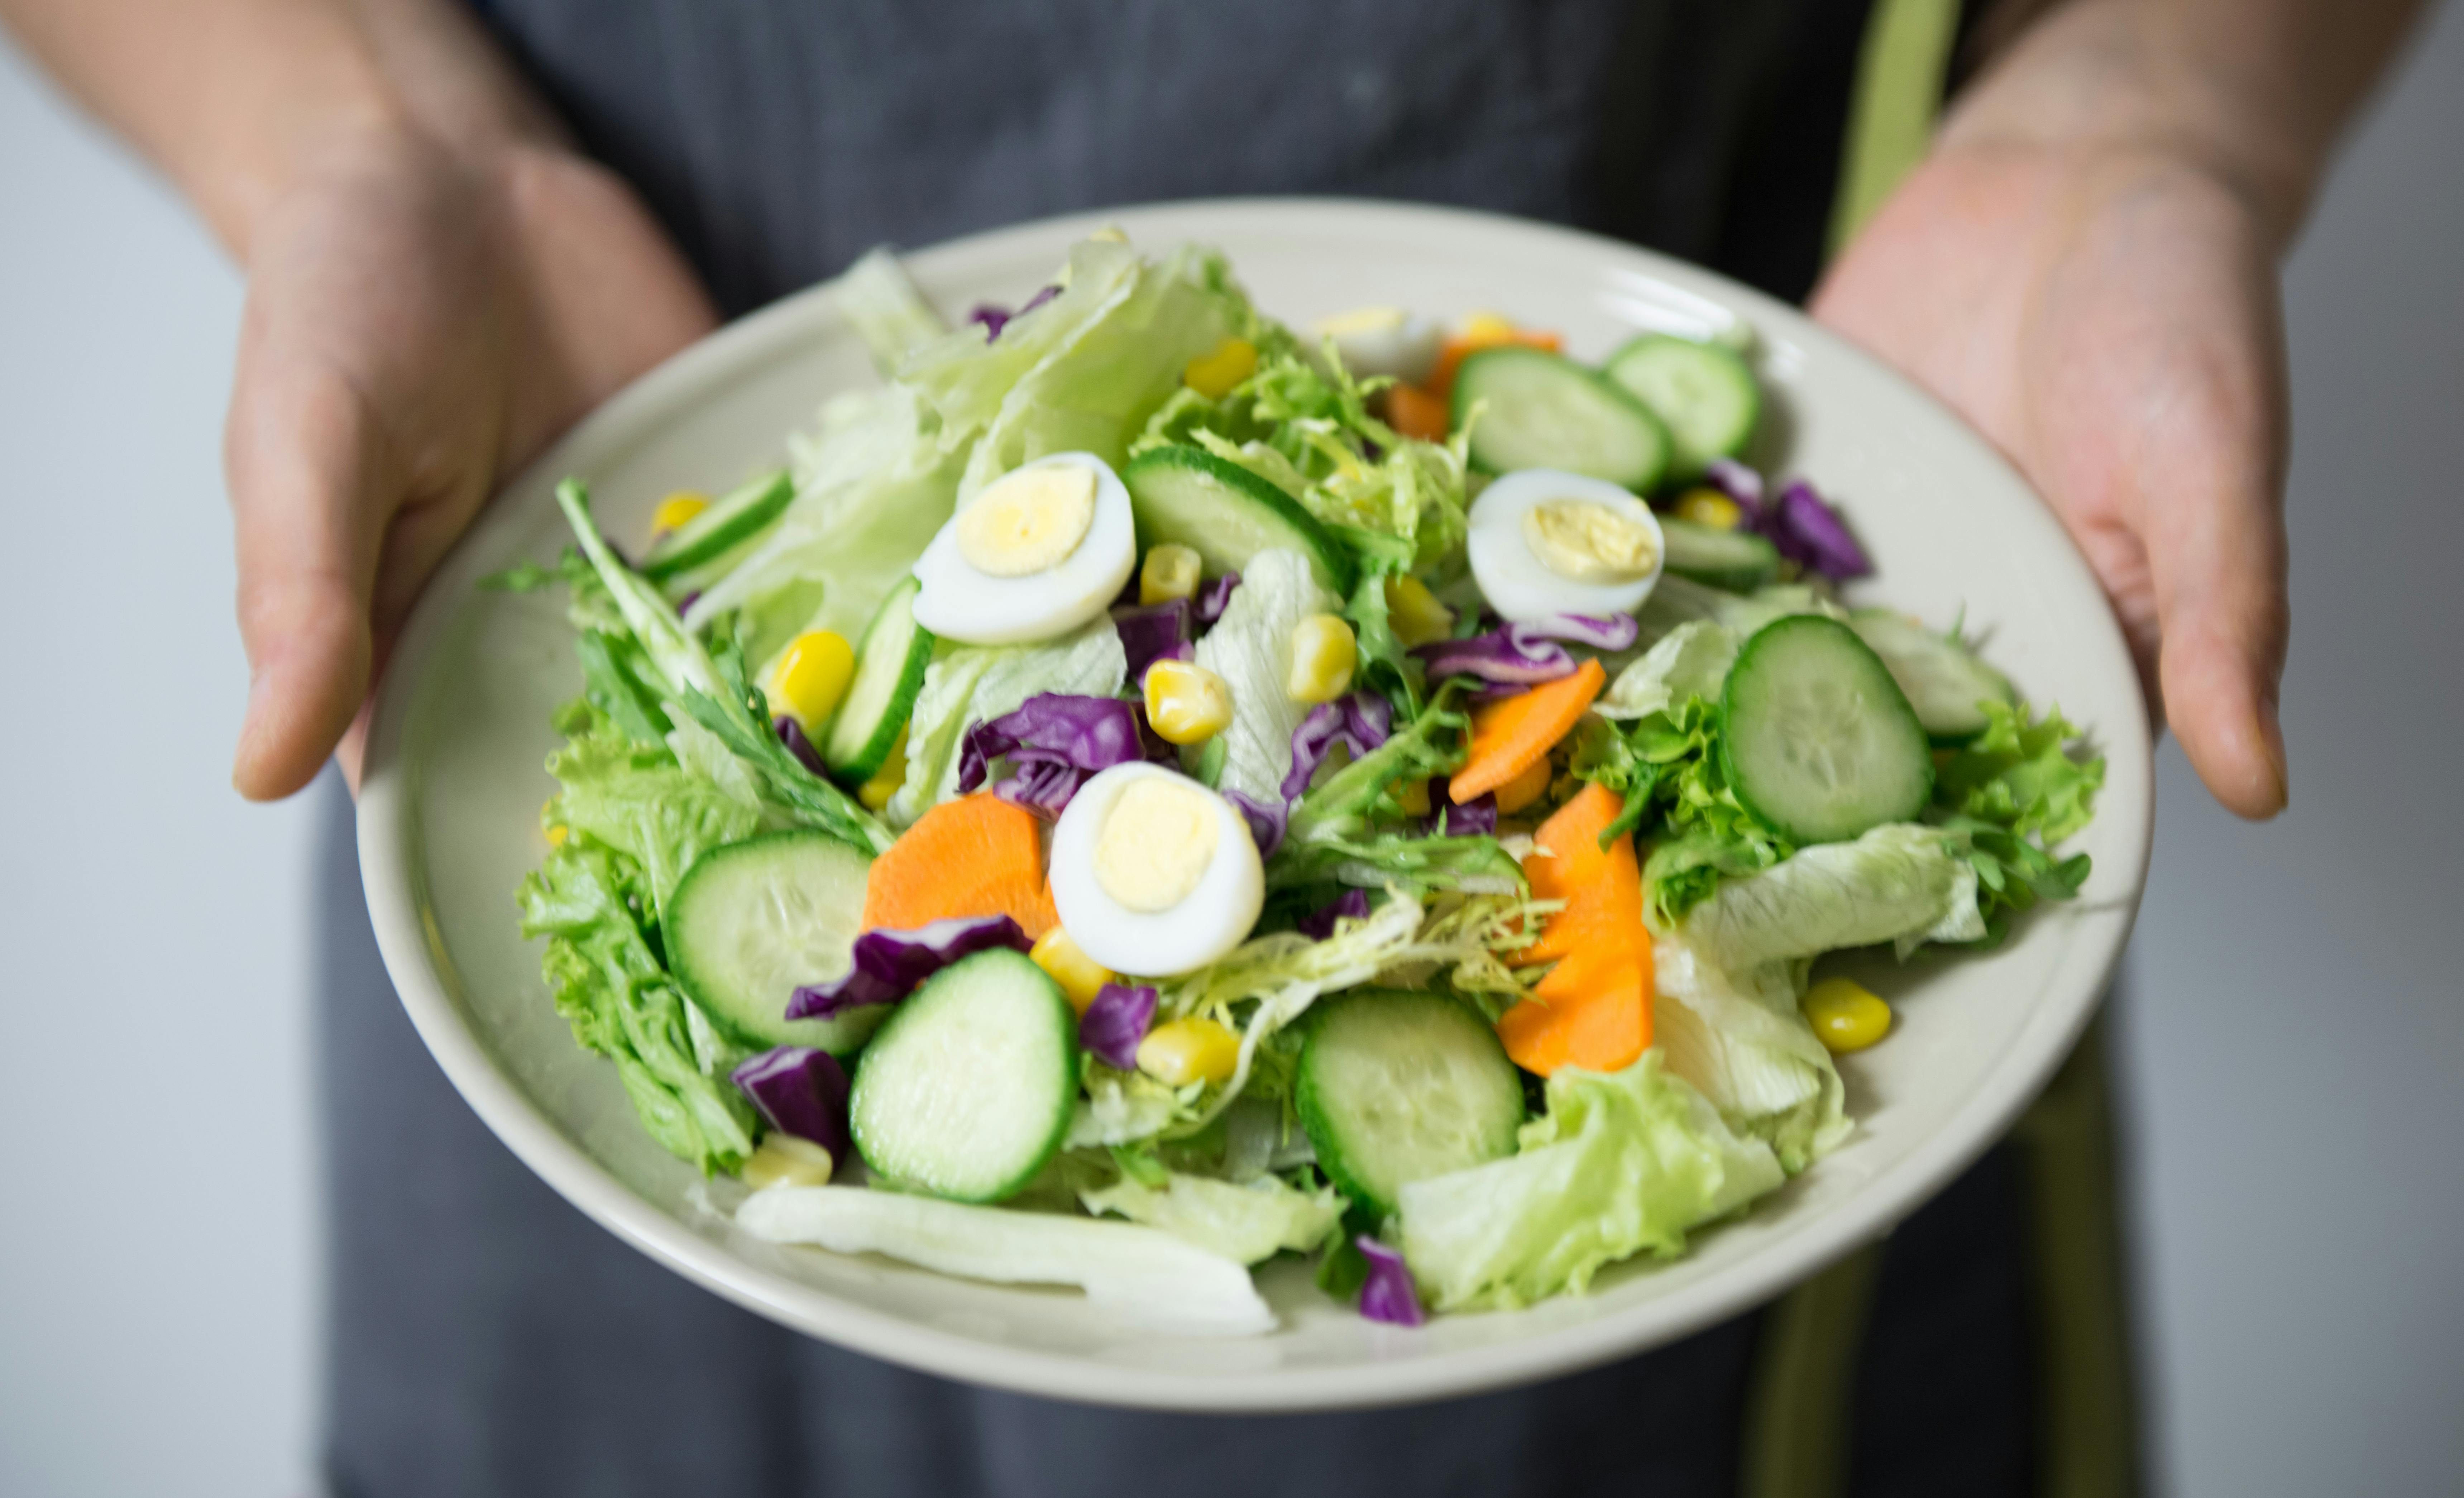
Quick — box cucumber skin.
[1120,446,1357,597]
[1658,516,1781,592]
[666,831,883,1056]
[1450,346,1671,493]
[848,949,1078,1204]
[1295,990,1524,1225]
[1603,336,1761,480]
[640,470,795,582]
[822,576,935,785]
[1717,616,1933,846]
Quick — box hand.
[224,127,716,799]
[1813,138,2290,818]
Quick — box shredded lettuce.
[886,616,1127,827]
[1078,1169,1343,1265]
[1192,549,1339,810]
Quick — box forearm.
[0,0,558,259]
[1951,0,2427,245]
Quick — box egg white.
[910,451,1137,645]
[1466,468,1667,622]
[1049,762,1265,978]
[1314,308,1444,386]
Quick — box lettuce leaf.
[1078,1170,1343,1265]
[546,711,763,921]
[831,245,949,374]
[1397,1052,1784,1311]
[886,616,1127,827]
[1597,621,1740,721]
[1927,699,2104,936]
[1192,549,1339,810]
[1675,823,1985,969]
[1652,935,1848,1172]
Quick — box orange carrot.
[1493,754,1555,815]
[861,793,1058,938]
[1449,658,1605,804]
[1384,382,1453,441]
[1497,782,1652,1076]
[1512,783,1631,968]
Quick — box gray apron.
[319,4,2120,1492]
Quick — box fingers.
[2147,474,2291,819]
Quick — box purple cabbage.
[1412,614,1639,685]
[1195,571,1241,625]
[1702,457,1767,509]
[786,915,1032,1020]
[1280,692,1394,802]
[958,693,1149,816]
[1112,599,1195,683]
[967,283,1059,341]
[1355,1237,1426,1327]
[730,1047,852,1164]
[1296,888,1371,940]
[1223,789,1287,858]
[1432,793,1498,838]
[774,715,827,777]
[1763,480,1873,580]
[1078,983,1159,1071]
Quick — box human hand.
[225,128,716,799]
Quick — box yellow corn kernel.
[651,491,711,537]
[857,724,909,811]
[1393,777,1432,818]
[1144,659,1233,745]
[1139,543,1203,606]
[767,630,856,730]
[1286,613,1358,703]
[1494,755,1555,815]
[1383,574,1456,648]
[546,824,569,848]
[1030,927,1119,1015]
[1183,337,1259,399]
[1458,311,1517,343]
[1137,1016,1241,1088]
[741,1134,836,1190]
[1672,487,1744,530]
[1803,977,1893,1054]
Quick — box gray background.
[1,7,2457,1493]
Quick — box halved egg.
[910,452,1137,645]
[1311,306,1444,386]
[1466,468,1666,622]
[1048,762,1264,978]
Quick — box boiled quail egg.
[910,452,1137,645]
[1466,468,1666,621]
[1311,306,1444,386]
[1048,762,1265,978]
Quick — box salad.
[500,234,2102,1335]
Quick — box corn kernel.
[1144,659,1233,745]
[767,630,856,731]
[546,824,569,848]
[1458,311,1518,343]
[1286,613,1358,703]
[1383,574,1456,648]
[1393,777,1432,817]
[651,491,711,537]
[1494,755,1554,815]
[1031,927,1119,1015]
[857,724,909,811]
[1803,977,1893,1053]
[1139,543,1203,606]
[1183,337,1259,399]
[741,1134,836,1190]
[1137,1016,1241,1087]
[1672,488,1744,530]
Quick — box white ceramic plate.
[358,198,2152,1412]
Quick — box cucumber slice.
[1847,608,2017,744]
[849,949,1077,1202]
[1718,616,1933,845]
[1451,346,1670,493]
[640,470,795,583]
[1603,335,1761,480]
[666,831,880,1054]
[1658,516,1781,592]
[822,575,935,784]
[1119,446,1356,596]
[1296,989,1523,1223]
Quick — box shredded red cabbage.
[1078,983,1158,1071]
[967,283,1059,341]
[1356,1236,1426,1326]
[1195,571,1241,625]
[1281,692,1394,801]
[774,715,827,777]
[730,1046,852,1163]
[1412,614,1638,684]
[1223,789,1287,858]
[1113,599,1195,683]
[958,693,1149,815]
[785,915,1032,1019]
[1433,793,1498,837]
[1764,480,1873,580]
[1296,888,1371,940]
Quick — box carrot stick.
[860,793,1058,938]
[1497,781,1652,1076]
[1384,382,1453,441]
[1449,658,1605,804]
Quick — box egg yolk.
[955,465,1097,577]
[1094,776,1220,914]
[1522,498,1656,584]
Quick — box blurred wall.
[0,6,2458,1495]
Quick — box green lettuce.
[1192,548,1339,810]
[1651,935,1848,1172]
[1596,621,1739,722]
[1397,1052,1783,1310]
[831,245,949,373]
[885,615,1127,826]
[1676,823,1985,970]
[1928,700,2104,935]
[545,708,763,920]
[1078,1170,1344,1265]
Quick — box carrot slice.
[1450,658,1605,804]
[1384,382,1452,441]
[1513,783,1631,967]
[1498,781,1652,1075]
[860,793,1058,938]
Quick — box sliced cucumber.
[1846,608,2017,744]
[822,575,934,784]
[849,949,1078,1202]
[1296,989,1523,1223]
[666,831,879,1054]
[640,470,795,583]
[1718,616,1933,845]
[1659,516,1781,592]
[1603,335,1760,480]
[1119,446,1356,596]
[1451,346,1670,492]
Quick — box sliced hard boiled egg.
[1312,306,1444,386]
[1466,468,1666,622]
[910,452,1136,645]
[1049,762,1264,978]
